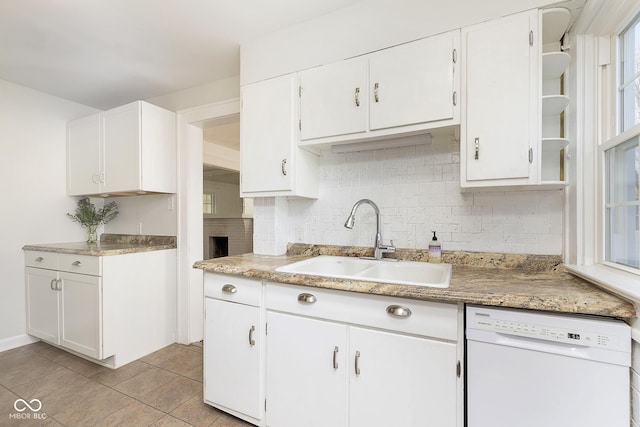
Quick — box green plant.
[67,198,119,228]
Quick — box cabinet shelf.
[541,137,569,152]
[542,95,569,116]
[542,8,571,44]
[542,52,570,79]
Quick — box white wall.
[0,79,98,350]
[146,76,240,112]
[203,179,243,218]
[104,194,177,236]
[255,138,564,255]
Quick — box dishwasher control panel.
[467,305,630,352]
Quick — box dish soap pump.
[429,231,442,263]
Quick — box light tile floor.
[0,341,253,427]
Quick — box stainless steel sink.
[276,256,451,288]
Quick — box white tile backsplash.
[254,138,564,255]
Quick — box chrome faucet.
[344,199,396,260]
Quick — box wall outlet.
[137,222,143,234]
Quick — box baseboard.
[0,334,39,353]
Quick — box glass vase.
[86,225,98,243]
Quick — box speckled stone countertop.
[193,244,636,319]
[22,234,177,256]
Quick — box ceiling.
[0,0,362,110]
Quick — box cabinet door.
[349,326,458,427]
[266,312,347,427]
[241,75,296,194]
[463,10,536,182]
[369,32,457,130]
[25,267,59,343]
[204,298,263,420]
[102,101,141,193]
[299,58,368,140]
[59,272,102,359]
[67,113,101,196]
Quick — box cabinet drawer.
[266,282,459,341]
[25,251,58,270]
[57,254,101,276]
[204,273,262,307]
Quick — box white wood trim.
[176,98,240,344]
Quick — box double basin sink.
[276,255,451,288]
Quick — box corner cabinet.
[240,74,318,198]
[67,100,176,197]
[24,249,176,368]
[460,8,570,189]
[299,30,460,148]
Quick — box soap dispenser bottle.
[429,231,442,263]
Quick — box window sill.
[565,263,640,303]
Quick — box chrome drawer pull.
[221,284,237,294]
[249,325,256,346]
[297,293,317,304]
[355,351,361,375]
[50,279,56,290]
[35,257,44,262]
[386,305,412,318]
[333,346,339,370]
[72,261,82,267]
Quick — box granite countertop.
[193,244,636,319]
[23,234,177,256]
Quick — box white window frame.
[564,0,640,302]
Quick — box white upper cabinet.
[461,10,538,187]
[299,30,460,148]
[240,73,318,198]
[67,100,176,197]
[461,8,571,189]
[369,32,457,131]
[299,58,368,140]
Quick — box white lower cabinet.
[266,312,348,427]
[348,326,457,427]
[204,274,265,426]
[265,282,462,427]
[203,274,463,427]
[24,249,176,368]
[26,257,102,359]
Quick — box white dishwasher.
[466,305,631,427]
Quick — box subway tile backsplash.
[253,138,563,256]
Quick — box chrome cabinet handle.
[249,325,256,346]
[57,279,62,290]
[50,279,56,290]
[474,138,480,160]
[374,82,380,102]
[297,293,317,304]
[35,257,44,262]
[355,87,360,106]
[333,346,339,370]
[355,351,361,375]
[221,284,237,294]
[100,172,105,183]
[92,172,99,184]
[386,305,412,318]
[281,159,287,176]
[72,261,82,267]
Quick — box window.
[601,13,640,272]
[605,133,639,268]
[203,193,216,214]
[620,13,640,131]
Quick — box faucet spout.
[344,199,395,260]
